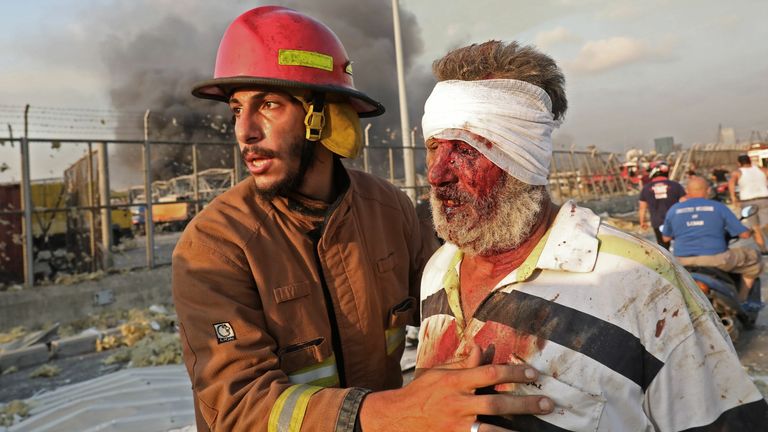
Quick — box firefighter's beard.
[243,138,316,201]
[430,174,545,256]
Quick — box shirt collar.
[533,200,601,275]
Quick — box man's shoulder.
[595,224,675,272]
[179,178,265,248]
[348,168,411,210]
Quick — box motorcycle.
[680,205,764,342]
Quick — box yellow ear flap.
[291,92,363,159]
[320,102,362,158]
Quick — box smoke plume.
[99,0,434,187]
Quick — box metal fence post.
[233,143,241,183]
[20,104,34,286]
[87,142,97,272]
[192,143,200,214]
[143,110,155,269]
[98,141,112,270]
[363,123,371,174]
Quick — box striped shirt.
[416,201,767,431]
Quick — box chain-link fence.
[2,131,754,287]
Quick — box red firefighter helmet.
[192,6,384,117]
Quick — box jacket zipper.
[309,227,347,387]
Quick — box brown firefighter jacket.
[172,168,436,431]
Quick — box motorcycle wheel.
[720,315,742,343]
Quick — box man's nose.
[427,146,458,187]
[235,111,264,144]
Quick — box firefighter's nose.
[235,112,264,144]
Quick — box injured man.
[415,40,768,432]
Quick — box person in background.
[172,6,552,432]
[415,39,768,431]
[663,176,763,303]
[729,154,768,253]
[638,161,685,249]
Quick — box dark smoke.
[101,1,434,187]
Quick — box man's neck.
[458,202,557,321]
[296,146,337,203]
[466,202,556,280]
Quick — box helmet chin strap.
[304,92,326,141]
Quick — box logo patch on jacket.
[213,322,236,343]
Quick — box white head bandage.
[422,79,560,185]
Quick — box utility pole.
[392,0,417,203]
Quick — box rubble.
[113,332,183,368]
[0,400,32,427]
[28,364,60,379]
[0,305,176,375]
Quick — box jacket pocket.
[386,297,416,355]
[273,281,313,304]
[376,252,396,273]
[278,337,339,387]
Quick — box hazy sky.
[1,0,767,183]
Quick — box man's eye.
[459,146,477,156]
[263,100,279,109]
[231,107,242,116]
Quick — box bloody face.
[426,137,506,224]
[230,89,314,200]
[426,136,544,255]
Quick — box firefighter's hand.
[358,344,553,432]
[640,221,649,230]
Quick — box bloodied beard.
[431,174,545,256]
[242,138,316,201]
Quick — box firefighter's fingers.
[471,393,554,416]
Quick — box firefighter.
[172,6,553,432]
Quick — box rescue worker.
[172,7,553,432]
[415,40,768,431]
[729,154,768,253]
[638,161,685,249]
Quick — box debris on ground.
[59,304,175,338]
[29,364,60,379]
[0,284,24,293]
[0,327,26,345]
[53,270,106,286]
[0,400,32,427]
[2,366,18,375]
[0,323,60,353]
[104,332,182,368]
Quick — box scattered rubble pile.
[0,400,32,427]
[0,304,182,427]
[0,304,181,379]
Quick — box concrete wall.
[0,266,172,331]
